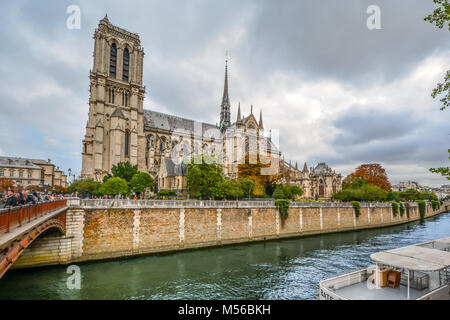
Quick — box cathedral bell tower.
[81,15,146,181]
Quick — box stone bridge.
[0,200,68,279]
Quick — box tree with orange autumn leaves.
[237,154,281,196]
[345,164,391,191]
[0,178,15,192]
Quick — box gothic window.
[125,92,128,106]
[108,88,115,104]
[10,169,13,177]
[28,171,32,178]
[319,180,325,196]
[332,181,337,194]
[83,142,87,154]
[160,136,167,152]
[0,169,3,176]
[109,43,117,78]
[123,48,129,82]
[148,134,155,149]
[125,130,130,156]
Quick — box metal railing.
[0,200,67,235]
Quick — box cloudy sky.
[0,0,448,186]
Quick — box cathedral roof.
[314,162,329,174]
[143,109,218,135]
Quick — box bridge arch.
[0,201,67,279]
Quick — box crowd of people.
[0,189,64,209]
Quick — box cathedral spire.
[259,110,264,129]
[237,102,241,123]
[303,162,308,173]
[219,58,231,131]
[101,14,110,24]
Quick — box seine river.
[0,211,449,300]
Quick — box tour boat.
[319,237,450,300]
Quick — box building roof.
[370,237,450,271]
[314,162,329,174]
[143,109,218,135]
[0,156,44,170]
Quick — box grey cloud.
[244,0,450,84]
[0,0,448,185]
[332,105,421,146]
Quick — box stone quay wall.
[13,199,449,269]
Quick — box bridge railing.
[0,200,67,235]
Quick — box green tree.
[186,155,224,199]
[99,177,129,195]
[130,172,155,196]
[425,0,450,110]
[333,184,388,202]
[238,178,256,198]
[272,185,286,199]
[272,185,303,200]
[70,178,101,196]
[111,162,139,182]
[157,189,177,198]
[219,180,244,199]
[429,149,450,180]
[102,174,112,183]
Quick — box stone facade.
[280,161,342,200]
[81,17,280,193]
[0,156,67,190]
[81,17,340,196]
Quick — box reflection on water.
[0,212,449,300]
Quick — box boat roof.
[370,237,450,272]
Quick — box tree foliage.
[237,154,279,196]
[351,201,361,218]
[417,200,426,221]
[129,172,155,195]
[157,189,178,198]
[388,189,438,201]
[70,178,101,196]
[429,149,450,180]
[272,185,304,200]
[98,177,129,195]
[111,162,139,182]
[425,0,450,110]
[333,183,388,202]
[346,164,391,191]
[0,178,14,192]
[186,155,224,199]
[275,199,290,219]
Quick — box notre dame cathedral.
[81,16,342,199]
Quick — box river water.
[0,212,449,300]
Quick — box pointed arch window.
[123,48,129,82]
[125,130,130,156]
[110,43,117,79]
[319,180,325,197]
